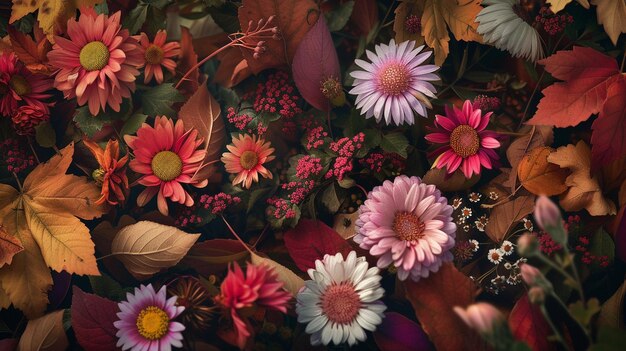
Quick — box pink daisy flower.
[124,116,207,216]
[47,8,143,116]
[349,39,439,125]
[0,52,53,117]
[137,30,180,84]
[425,100,501,178]
[354,175,456,282]
[216,262,291,349]
[221,134,275,189]
[114,284,185,351]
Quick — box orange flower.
[221,134,275,189]
[84,138,129,205]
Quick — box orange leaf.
[0,226,23,268]
[517,146,569,196]
[18,310,69,351]
[7,26,53,75]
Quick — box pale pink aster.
[425,100,501,178]
[124,116,207,216]
[0,52,53,117]
[137,30,180,84]
[114,284,185,351]
[216,262,292,349]
[349,39,439,125]
[47,8,143,116]
[354,175,456,282]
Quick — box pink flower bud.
[520,263,542,286]
[453,303,504,334]
[534,195,561,231]
[517,233,538,256]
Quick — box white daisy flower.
[296,251,386,347]
[476,0,544,62]
[488,248,504,264]
[469,239,480,252]
[500,240,514,256]
[349,39,439,125]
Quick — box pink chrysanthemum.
[221,134,275,189]
[114,284,185,351]
[124,116,207,216]
[354,175,456,282]
[48,8,142,116]
[0,52,53,117]
[137,30,180,84]
[425,100,501,178]
[216,262,291,349]
[349,39,439,125]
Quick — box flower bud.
[453,303,504,335]
[520,263,542,286]
[528,286,546,304]
[534,195,562,231]
[517,233,539,257]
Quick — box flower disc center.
[450,125,480,158]
[9,75,31,96]
[393,211,425,242]
[145,44,165,65]
[79,41,110,71]
[239,150,258,170]
[320,282,361,324]
[136,306,170,340]
[151,151,183,181]
[378,63,409,96]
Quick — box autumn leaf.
[0,226,23,268]
[421,0,483,66]
[251,252,305,296]
[177,27,200,97]
[591,79,626,168]
[547,0,590,13]
[485,196,535,242]
[110,221,200,280]
[181,239,250,276]
[393,0,426,45]
[547,141,616,216]
[404,263,483,351]
[505,126,554,192]
[373,312,433,351]
[238,0,319,74]
[0,143,107,317]
[17,310,68,351]
[528,46,622,128]
[592,0,626,45]
[517,146,569,196]
[509,295,556,351]
[7,26,53,74]
[71,287,120,351]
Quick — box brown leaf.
[517,146,569,196]
[591,0,626,45]
[180,239,250,276]
[423,167,480,192]
[506,126,554,191]
[332,212,359,240]
[177,26,200,97]
[547,141,617,216]
[7,26,53,74]
[597,279,626,328]
[17,310,68,351]
[0,225,23,268]
[393,0,426,45]
[404,263,483,351]
[251,252,304,296]
[238,0,319,74]
[485,196,535,242]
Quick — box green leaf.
[589,326,626,351]
[337,176,356,189]
[144,5,167,36]
[62,309,72,331]
[89,273,128,301]
[568,298,600,328]
[325,1,354,32]
[122,3,148,35]
[140,84,185,117]
[380,132,409,158]
[94,2,109,14]
[120,113,148,136]
[207,2,240,33]
[589,228,615,265]
[73,107,109,138]
[321,183,341,213]
[34,121,56,148]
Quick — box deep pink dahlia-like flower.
[0,52,53,117]
[355,175,456,282]
[425,100,501,178]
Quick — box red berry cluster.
[325,133,365,181]
[282,180,316,204]
[535,6,573,36]
[405,15,421,35]
[305,126,329,150]
[295,156,323,179]
[537,232,562,256]
[266,197,297,219]
[200,193,241,215]
[1,139,35,173]
[249,71,302,125]
[360,152,385,172]
[472,95,501,112]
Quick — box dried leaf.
[17,310,68,351]
[177,26,200,96]
[423,167,480,192]
[71,287,119,351]
[0,226,23,268]
[485,196,535,242]
[591,78,626,167]
[598,279,626,329]
[547,141,616,216]
[393,0,425,46]
[180,239,250,276]
[547,0,590,13]
[591,0,626,45]
[509,295,556,351]
[251,252,304,296]
[517,147,569,196]
[7,26,53,74]
[110,221,200,280]
[506,126,554,192]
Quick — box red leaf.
[283,219,352,272]
[71,286,120,351]
[373,312,434,351]
[528,46,621,128]
[292,16,340,112]
[7,26,52,75]
[591,78,626,167]
[177,26,200,97]
[350,0,379,36]
[0,338,18,351]
[404,263,484,351]
[508,295,555,351]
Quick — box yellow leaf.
[393,0,426,45]
[18,310,68,351]
[592,0,626,45]
[110,221,200,280]
[547,141,616,216]
[421,0,483,66]
[251,252,305,296]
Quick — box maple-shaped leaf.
[71,287,120,351]
[547,0,590,13]
[0,226,23,268]
[7,25,53,75]
[0,143,107,317]
[421,0,483,66]
[10,0,105,41]
[547,141,617,216]
[528,46,621,128]
[592,0,626,45]
[591,78,626,167]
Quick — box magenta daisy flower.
[114,284,185,351]
[349,39,439,125]
[354,175,456,282]
[425,100,501,178]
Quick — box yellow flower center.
[92,168,105,186]
[144,44,165,65]
[79,41,110,71]
[136,306,170,340]
[393,211,425,242]
[239,150,258,170]
[450,125,480,158]
[151,151,183,181]
[378,63,409,96]
[9,75,31,96]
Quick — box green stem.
[539,304,569,350]
[536,254,584,300]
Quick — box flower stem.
[221,215,254,255]
[539,304,569,350]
